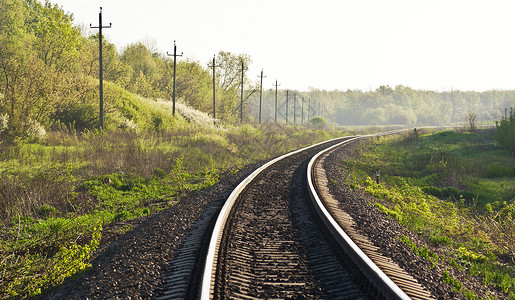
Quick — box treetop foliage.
[0,0,258,139]
[1,0,514,139]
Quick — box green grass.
[0,117,348,298]
[346,129,515,299]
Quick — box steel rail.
[199,136,347,299]
[200,129,408,299]
[306,136,411,300]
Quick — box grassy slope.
[345,129,515,299]
[0,88,347,298]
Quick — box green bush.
[421,185,475,202]
[309,116,328,128]
[495,108,515,155]
[53,102,98,131]
[484,164,515,178]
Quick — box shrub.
[495,107,515,155]
[0,113,8,133]
[53,103,97,131]
[26,119,47,141]
[309,116,328,128]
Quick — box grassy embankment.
[0,88,347,299]
[343,129,515,299]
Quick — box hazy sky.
[52,0,515,92]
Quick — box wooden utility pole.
[293,93,297,125]
[208,55,220,119]
[273,80,280,122]
[308,98,311,121]
[301,97,305,125]
[90,7,111,130]
[286,90,289,124]
[240,60,244,123]
[166,41,183,116]
[258,69,266,124]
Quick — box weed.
[429,234,452,246]
[348,130,515,298]
[0,122,347,298]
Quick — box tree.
[377,85,393,96]
[465,109,477,132]
[176,60,211,112]
[214,51,257,122]
[0,0,41,135]
[309,116,328,128]
[121,42,159,97]
[0,0,94,135]
[495,108,515,155]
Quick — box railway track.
[158,135,434,299]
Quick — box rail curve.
[199,133,433,299]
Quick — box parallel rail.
[199,132,433,299]
[200,137,347,298]
[308,137,409,299]
[308,136,434,300]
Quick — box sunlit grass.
[0,120,348,298]
[345,129,515,299]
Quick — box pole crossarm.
[166,41,183,116]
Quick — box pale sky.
[52,0,515,92]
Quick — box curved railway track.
[158,134,434,299]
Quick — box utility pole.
[90,7,111,130]
[300,97,304,126]
[208,55,220,120]
[166,41,183,116]
[293,93,297,125]
[273,79,280,122]
[308,98,311,121]
[286,90,289,124]
[240,60,245,123]
[258,69,267,124]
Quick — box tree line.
[1,0,514,140]
[250,86,515,126]
[0,0,259,139]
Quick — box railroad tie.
[314,152,434,300]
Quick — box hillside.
[1,0,514,140]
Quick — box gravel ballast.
[38,137,508,299]
[322,139,507,299]
[38,163,260,299]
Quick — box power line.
[90,7,111,130]
[166,41,183,117]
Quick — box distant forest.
[1,0,514,140]
[253,86,515,126]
